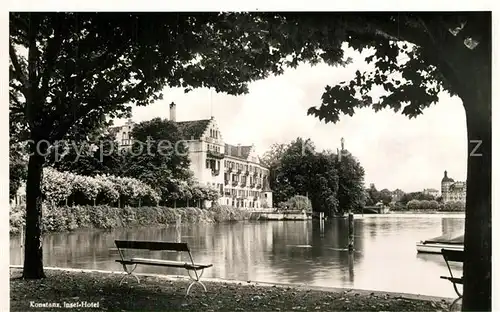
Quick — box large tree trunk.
[22,150,46,279]
[461,73,491,310]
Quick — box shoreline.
[9,211,465,237]
[10,266,454,311]
[9,265,452,302]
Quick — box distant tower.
[338,137,345,161]
[441,170,455,202]
[169,102,176,122]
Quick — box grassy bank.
[10,204,251,235]
[10,268,453,311]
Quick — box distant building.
[108,102,273,209]
[391,189,405,202]
[441,170,466,203]
[423,188,440,198]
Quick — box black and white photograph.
[6,5,495,312]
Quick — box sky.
[114,47,468,193]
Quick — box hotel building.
[109,102,273,209]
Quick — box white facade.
[110,103,273,209]
[423,188,440,198]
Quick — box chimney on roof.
[169,102,176,122]
[237,144,242,157]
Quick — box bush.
[278,195,312,212]
[404,199,464,211]
[9,203,251,235]
[440,201,465,211]
[419,200,430,209]
[41,168,160,207]
[10,204,25,235]
[42,168,73,205]
[406,199,420,210]
[428,200,439,210]
[209,204,250,222]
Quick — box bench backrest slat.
[441,249,464,263]
[115,240,189,252]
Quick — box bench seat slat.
[116,258,213,270]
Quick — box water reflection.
[10,214,464,298]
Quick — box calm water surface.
[10,214,464,298]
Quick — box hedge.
[40,168,220,207]
[42,168,160,207]
[405,199,465,211]
[10,203,251,235]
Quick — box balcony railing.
[232,180,239,186]
[211,168,220,176]
[244,170,250,176]
[224,180,229,185]
[250,183,256,188]
[256,183,262,189]
[207,150,225,159]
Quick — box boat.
[416,234,464,254]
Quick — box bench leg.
[185,268,206,296]
[119,263,140,285]
[449,295,462,311]
[449,282,462,311]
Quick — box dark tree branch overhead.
[39,14,66,102]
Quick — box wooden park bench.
[440,248,464,311]
[114,240,213,296]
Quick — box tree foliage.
[399,191,435,205]
[266,137,365,216]
[335,151,366,212]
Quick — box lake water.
[10,214,465,298]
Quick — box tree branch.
[349,14,471,96]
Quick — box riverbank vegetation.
[395,200,465,212]
[365,184,465,212]
[261,138,366,217]
[10,204,250,236]
[276,195,313,212]
[39,167,219,208]
[10,268,452,312]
